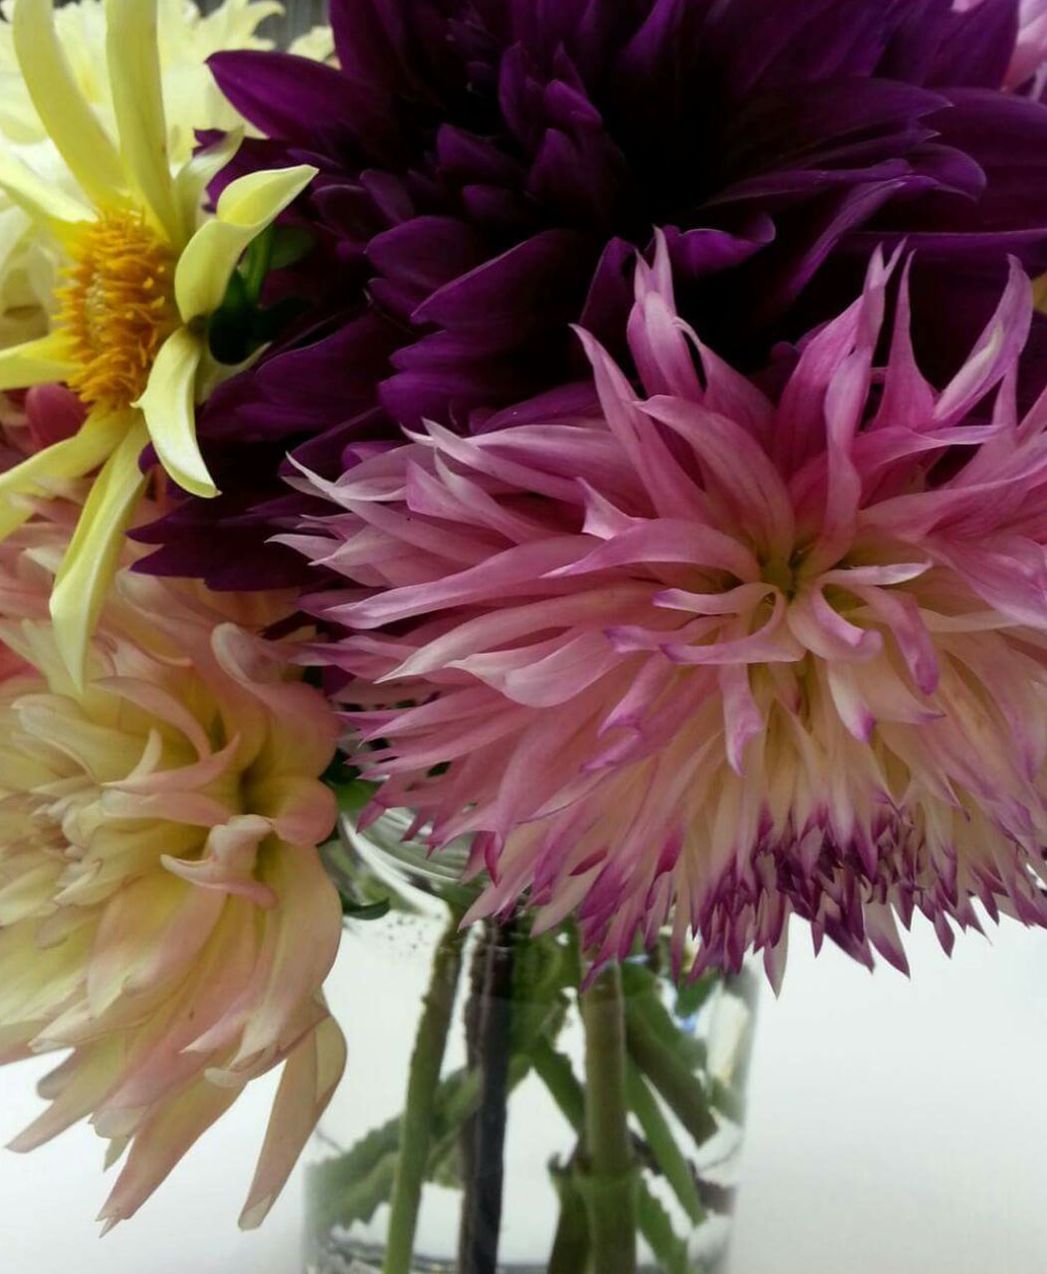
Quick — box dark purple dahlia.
[136,0,1047,586]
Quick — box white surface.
[732,917,1047,1274]
[1,916,1046,1272]
[0,1062,302,1273]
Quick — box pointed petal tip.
[95,1201,121,1236]
[238,1195,273,1231]
[6,1129,36,1155]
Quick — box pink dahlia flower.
[0,521,344,1228]
[291,237,1047,989]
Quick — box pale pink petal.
[643,396,795,550]
[934,258,1031,427]
[239,1013,346,1230]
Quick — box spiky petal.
[290,239,1047,987]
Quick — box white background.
[2,916,1047,1273]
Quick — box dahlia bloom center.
[14,695,249,898]
[55,209,178,410]
[758,553,799,598]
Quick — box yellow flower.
[287,18,336,64]
[0,0,316,684]
[0,0,287,364]
[0,0,284,162]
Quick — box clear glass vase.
[305,810,759,1274]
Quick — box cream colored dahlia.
[0,515,345,1229]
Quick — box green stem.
[531,1027,690,1273]
[580,966,638,1274]
[382,912,467,1274]
[459,917,517,1274]
[636,1192,690,1274]
[626,997,718,1149]
[530,1037,586,1128]
[548,1150,591,1274]
[625,1059,706,1226]
[309,1053,535,1237]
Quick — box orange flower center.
[56,210,177,410]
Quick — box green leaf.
[621,961,708,1070]
[341,897,392,921]
[306,1117,401,1233]
[510,927,575,1052]
[206,272,251,364]
[675,970,720,1020]
[626,1060,706,1227]
[269,224,315,270]
[429,1140,464,1190]
[531,1039,586,1129]
[625,993,719,1149]
[205,224,315,365]
[636,1188,690,1274]
[709,1075,746,1125]
[331,777,379,816]
[321,838,395,919]
[309,1055,536,1237]
[241,225,275,303]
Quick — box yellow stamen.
[55,209,177,410]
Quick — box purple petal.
[928,0,1019,89]
[208,51,401,160]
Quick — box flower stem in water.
[580,965,639,1274]
[459,916,517,1274]
[382,910,466,1274]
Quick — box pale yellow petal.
[0,146,92,230]
[12,0,125,209]
[0,502,34,542]
[173,128,243,234]
[0,331,75,392]
[104,0,182,245]
[135,327,217,499]
[239,1014,347,1230]
[98,1078,239,1230]
[50,418,149,686]
[0,409,126,499]
[8,1040,123,1154]
[0,409,126,548]
[175,165,318,322]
